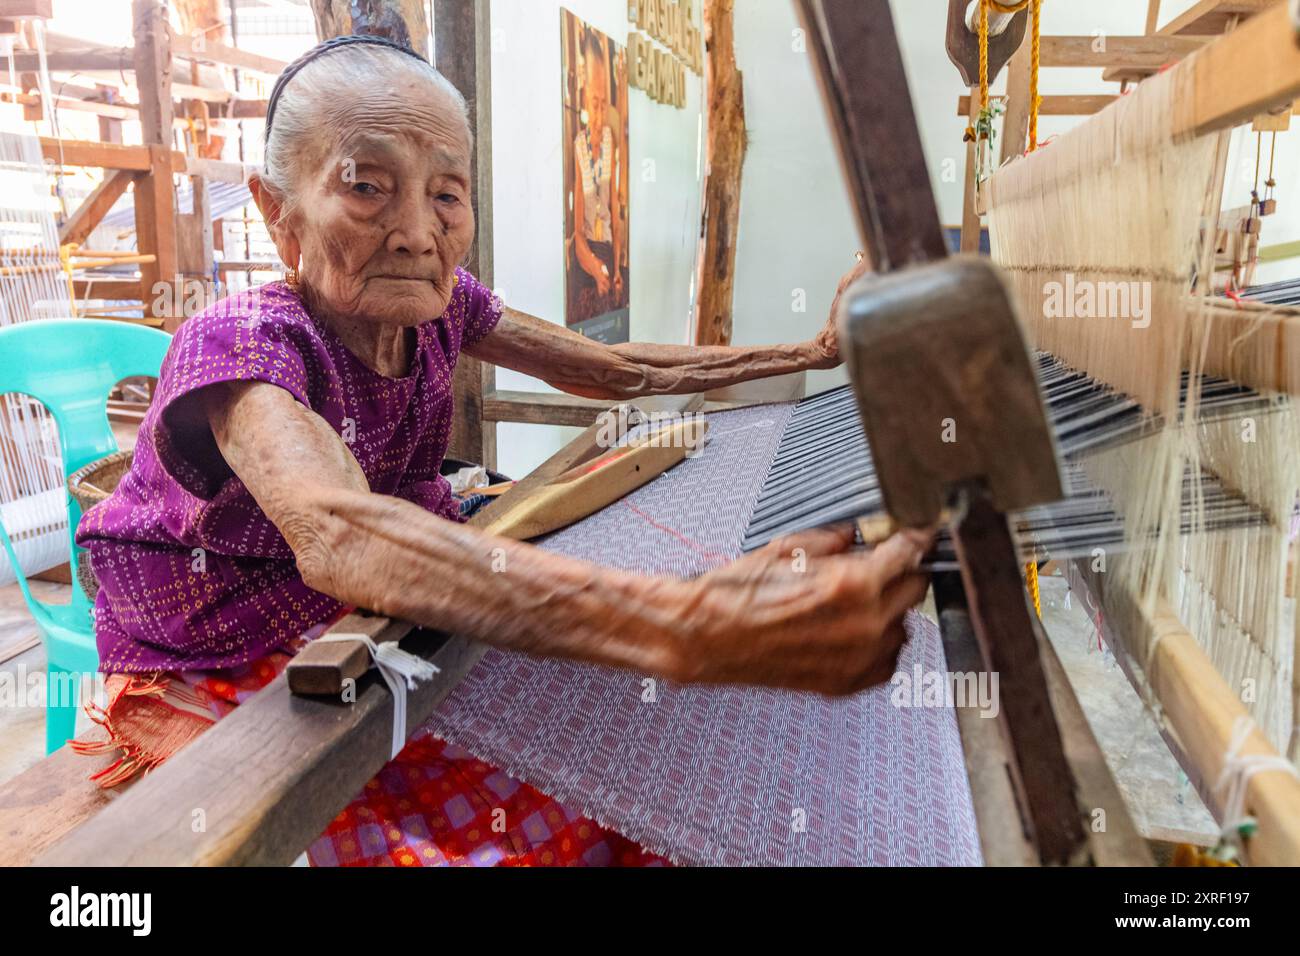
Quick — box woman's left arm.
[466,255,871,401]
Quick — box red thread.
[1224,280,1245,309]
[622,500,729,565]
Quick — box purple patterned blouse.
[76,270,503,673]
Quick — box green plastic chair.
[0,319,171,753]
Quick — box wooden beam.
[1038,34,1208,68]
[132,0,179,331]
[58,168,138,246]
[0,745,121,867]
[171,29,287,76]
[39,138,151,171]
[1145,0,1163,35]
[178,154,250,185]
[223,97,269,119]
[37,627,480,865]
[694,0,745,347]
[1172,2,1300,140]
[72,278,142,299]
[435,0,496,469]
[960,86,981,252]
[1000,41,1032,164]
[0,90,137,120]
[484,389,619,427]
[1158,0,1273,36]
[1070,563,1300,866]
[959,93,1118,116]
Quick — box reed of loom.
[985,2,1300,865]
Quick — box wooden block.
[285,613,409,697]
[943,0,1027,88]
[839,257,1062,527]
[1253,104,1292,131]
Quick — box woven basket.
[67,449,133,599]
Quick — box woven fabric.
[428,402,983,866]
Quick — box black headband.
[264,34,429,141]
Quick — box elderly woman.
[75,36,928,866]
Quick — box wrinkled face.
[282,76,474,327]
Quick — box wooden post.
[434,0,495,470]
[310,0,430,58]
[1000,40,1032,164]
[693,0,745,347]
[132,0,179,330]
[960,86,982,252]
[1145,0,1162,36]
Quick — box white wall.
[728,1,1158,399]
[489,0,705,478]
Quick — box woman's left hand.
[808,252,872,369]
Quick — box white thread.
[1213,716,1298,857]
[315,633,440,759]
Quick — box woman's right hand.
[670,524,931,696]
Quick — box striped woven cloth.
[426,402,983,866]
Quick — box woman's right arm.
[204,379,930,695]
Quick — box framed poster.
[561,9,630,344]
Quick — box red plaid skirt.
[75,638,669,868]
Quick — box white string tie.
[1213,716,1297,858]
[316,633,439,759]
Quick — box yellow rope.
[1025,561,1041,618]
[978,1,989,114]
[973,0,1044,153]
[1028,0,1042,151]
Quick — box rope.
[1178,716,1300,864]
[968,0,1044,158]
[1025,561,1041,618]
[1027,0,1042,151]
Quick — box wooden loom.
[2,0,1299,867]
[961,0,1300,866]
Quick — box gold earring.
[285,266,300,289]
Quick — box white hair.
[259,44,471,225]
